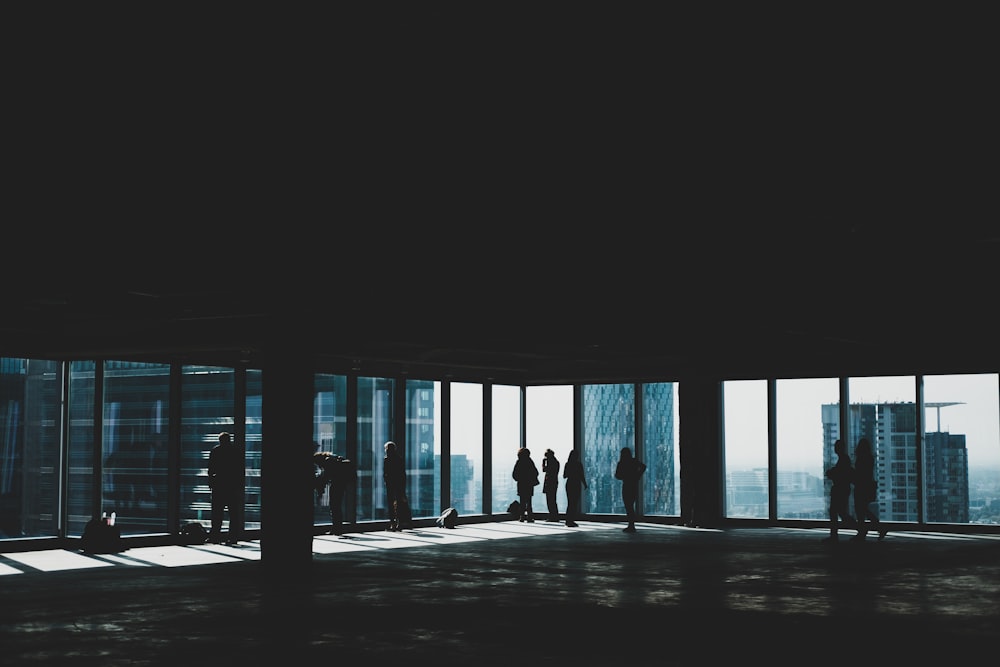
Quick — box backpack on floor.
[507,500,521,517]
[81,517,125,554]
[436,507,459,528]
[180,522,208,545]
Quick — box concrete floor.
[2,521,999,666]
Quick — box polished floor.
[2,520,999,666]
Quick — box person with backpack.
[313,451,357,536]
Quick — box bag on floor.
[180,522,208,544]
[507,500,521,517]
[436,507,459,528]
[81,517,125,554]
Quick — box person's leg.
[209,493,224,542]
[228,494,244,543]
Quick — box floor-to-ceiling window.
[358,376,395,522]
[723,379,768,519]
[449,382,483,516]
[776,377,838,520]
[66,361,96,537]
[0,358,62,539]
[179,365,236,531]
[923,373,999,525]
[405,379,438,520]
[313,373,348,528]
[490,384,521,515]
[583,383,635,515]
[102,361,171,535]
[244,369,262,531]
[642,382,678,516]
[526,385,573,517]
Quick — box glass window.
[0,358,62,539]
[102,361,170,535]
[723,379,768,519]
[776,377,838,520]
[312,373,348,528]
[67,361,96,537]
[490,384,521,514]
[245,369,262,531]
[847,375,916,523]
[357,376,395,523]
[179,365,236,531]
[923,373,1000,525]
[643,382,678,516]
[405,379,438,520]
[526,385,573,516]
[450,382,483,516]
[583,383,635,515]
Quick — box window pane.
[776,377,838,520]
[527,385,573,517]
[724,379,768,519]
[451,382,483,515]
[0,358,61,539]
[643,382,678,516]
[583,383,635,515]
[313,373,348,527]
[847,375,916,523]
[180,365,236,531]
[245,370,262,531]
[358,376,395,523]
[103,361,170,535]
[405,379,438,520]
[924,373,1000,525]
[67,361,96,537]
[490,384,521,515]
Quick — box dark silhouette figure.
[313,451,357,536]
[614,447,646,533]
[823,438,857,542]
[512,447,540,522]
[542,448,561,521]
[207,432,244,544]
[383,440,409,531]
[562,448,588,527]
[852,437,887,541]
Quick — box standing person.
[313,451,357,536]
[207,432,244,545]
[615,447,646,533]
[562,448,588,527]
[383,441,409,531]
[512,447,540,523]
[852,437,887,541]
[823,438,857,543]
[542,448,561,522]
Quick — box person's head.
[518,447,530,458]
[856,437,872,456]
[620,447,633,460]
[219,432,231,445]
[834,439,847,456]
[545,448,555,459]
[384,440,396,455]
[567,449,578,461]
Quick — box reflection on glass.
[405,379,438,520]
[245,370,262,530]
[103,361,170,535]
[490,384,521,515]
[67,361,96,536]
[179,366,236,531]
[450,382,483,516]
[643,382,678,516]
[0,358,61,539]
[583,384,635,515]
[776,377,838,520]
[724,379,768,519]
[358,376,395,522]
[924,373,1000,525]
[312,373,348,527]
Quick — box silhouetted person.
[207,432,244,544]
[512,447,539,522]
[615,447,646,533]
[313,451,357,536]
[542,448,561,521]
[383,440,409,531]
[562,448,588,527]
[823,438,856,542]
[852,437,887,541]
